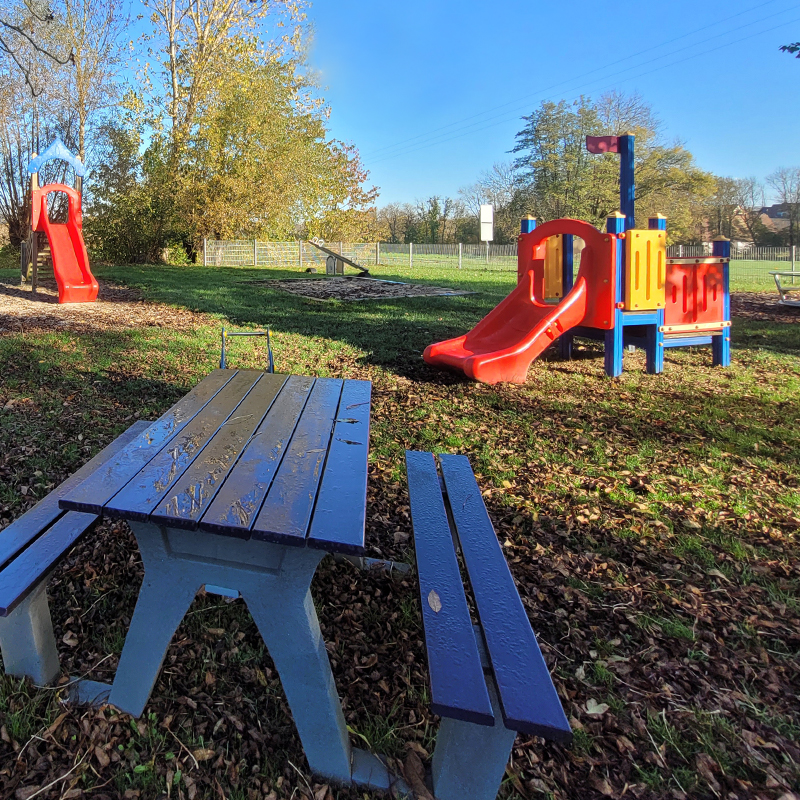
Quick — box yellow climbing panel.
[625,229,666,310]
[544,235,564,299]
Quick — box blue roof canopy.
[27,139,86,177]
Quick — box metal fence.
[378,242,519,272]
[203,240,380,269]
[202,239,796,288]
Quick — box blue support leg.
[604,310,624,377]
[431,679,518,800]
[0,583,60,685]
[712,237,732,367]
[712,332,731,367]
[646,310,665,374]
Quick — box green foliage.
[510,92,715,241]
[86,35,376,264]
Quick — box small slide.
[424,271,589,384]
[36,184,98,304]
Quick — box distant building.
[760,203,793,232]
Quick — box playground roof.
[27,139,86,177]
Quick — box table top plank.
[149,373,288,530]
[198,375,315,537]
[306,379,371,554]
[251,378,343,545]
[103,371,264,521]
[439,454,572,741]
[60,371,235,514]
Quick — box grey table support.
[432,678,517,800]
[73,521,394,790]
[0,583,59,685]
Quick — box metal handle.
[220,327,274,372]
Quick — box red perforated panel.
[664,262,725,327]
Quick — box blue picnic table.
[56,369,393,790]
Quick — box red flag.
[586,136,620,154]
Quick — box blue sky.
[306,0,800,204]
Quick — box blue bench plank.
[0,511,99,616]
[198,376,314,537]
[103,371,263,521]
[405,451,494,726]
[251,378,342,545]
[150,374,288,530]
[439,454,572,742]
[1,421,151,569]
[307,380,371,555]
[61,370,235,514]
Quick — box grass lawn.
[0,257,798,800]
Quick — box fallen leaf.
[192,748,215,762]
[403,750,434,800]
[586,699,610,716]
[427,590,442,613]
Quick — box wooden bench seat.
[0,420,151,684]
[405,451,571,800]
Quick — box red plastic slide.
[33,184,98,304]
[424,271,589,384]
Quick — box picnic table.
[57,369,394,790]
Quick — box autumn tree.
[767,166,800,248]
[511,92,714,241]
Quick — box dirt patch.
[731,290,800,323]
[250,276,473,301]
[0,280,213,334]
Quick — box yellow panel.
[625,229,666,310]
[544,235,563,299]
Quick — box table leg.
[0,584,60,686]
[431,679,517,800]
[91,522,352,784]
[108,570,199,717]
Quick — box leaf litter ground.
[0,271,798,800]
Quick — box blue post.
[520,215,536,234]
[712,237,731,367]
[644,215,667,372]
[559,234,574,359]
[619,135,635,231]
[645,309,665,374]
[604,213,625,377]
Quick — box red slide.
[424,271,589,384]
[34,184,98,304]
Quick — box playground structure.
[424,134,732,383]
[307,239,370,276]
[21,139,98,304]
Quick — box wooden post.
[203,238,207,267]
[253,239,258,267]
[31,231,39,294]
[375,242,380,265]
[409,242,413,269]
[299,240,303,269]
[458,242,462,269]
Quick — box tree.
[767,167,800,249]
[731,177,770,244]
[510,91,714,240]
[0,1,73,96]
[780,42,800,57]
[141,0,308,149]
[54,0,126,160]
[459,162,524,243]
